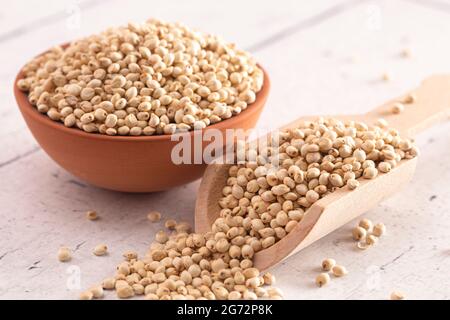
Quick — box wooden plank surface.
[0,0,449,299]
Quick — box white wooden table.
[1,0,449,300]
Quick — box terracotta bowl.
[14,60,270,193]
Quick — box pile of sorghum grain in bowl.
[17,19,264,136]
[81,117,418,300]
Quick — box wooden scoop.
[195,75,450,271]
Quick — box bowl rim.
[14,52,270,142]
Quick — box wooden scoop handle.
[364,75,450,137]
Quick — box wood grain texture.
[0,0,449,299]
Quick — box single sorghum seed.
[359,219,373,231]
[147,211,161,222]
[372,223,386,237]
[391,102,404,114]
[347,179,360,190]
[366,234,378,246]
[403,93,416,104]
[352,226,367,241]
[390,291,405,300]
[93,244,108,256]
[331,265,348,277]
[89,285,104,299]
[57,247,72,262]
[382,72,392,81]
[79,291,94,300]
[315,273,330,287]
[86,210,98,220]
[321,258,336,271]
[165,219,177,230]
[357,241,369,250]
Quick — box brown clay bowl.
[14,59,270,193]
